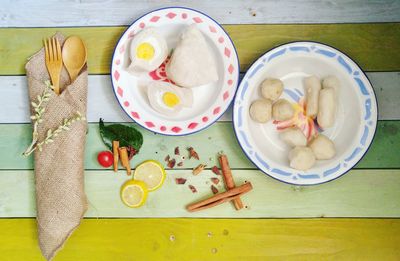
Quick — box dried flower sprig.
[23,81,86,156]
[23,81,52,156]
[23,111,85,156]
[38,112,85,152]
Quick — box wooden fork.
[44,37,62,95]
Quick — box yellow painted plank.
[0,219,399,260]
[0,23,399,75]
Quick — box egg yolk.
[136,42,155,60]
[162,92,180,108]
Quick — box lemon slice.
[134,160,166,192]
[120,180,148,208]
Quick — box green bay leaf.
[99,118,143,153]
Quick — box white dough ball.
[272,99,294,121]
[309,134,336,160]
[322,75,340,93]
[317,87,336,129]
[260,78,283,101]
[304,75,321,118]
[288,146,316,171]
[249,99,272,123]
[279,127,307,147]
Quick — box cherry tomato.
[97,151,113,168]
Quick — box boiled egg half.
[147,81,193,116]
[129,28,168,72]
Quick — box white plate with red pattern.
[111,7,239,135]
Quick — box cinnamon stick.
[219,153,244,210]
[188,194,244,212]
[118,147,131,175]
[112,140,119,172]
[186,182,252,212]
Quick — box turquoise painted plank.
[0,121,399,170]
[0,169,399,218]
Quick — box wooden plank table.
[0,1,399,260]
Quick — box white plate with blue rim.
[233,41,378,185]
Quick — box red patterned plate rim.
[111,7,240,135]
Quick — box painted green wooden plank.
[1,169,399,218]
[0,121,399,170]
[372,72,400,120]
[356,121,400,169]
[0,23,399,75]
[1,218,399,260]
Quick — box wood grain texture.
[1,72,399,124]
[0,3,398,259]
[1,0,400,26]
[0,218,399,260]
[1,121,398,170]
[1,169,399,218]
[0,24,399,75]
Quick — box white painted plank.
[3,75,227,123]
[0,72,398,123]
[1,0,400,27]
[0,169,399,218]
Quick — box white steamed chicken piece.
[166,24,219,88]
[128,28,168,73]
[147,81,193,116]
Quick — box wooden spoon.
[62,36,87,83]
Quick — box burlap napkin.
[25,32,88,261]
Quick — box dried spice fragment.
[177,161,183,167]
[127,146,137,160]
[164,154,170,162]
[211,185,218,194]
[175,178,187,185]
[188,147,200,160]
[188,185,197,193]
[174,146,180,155]
[192,164,206,175]
[167,158,176,168]
[211,165,221,175]
[210,177,220,185]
